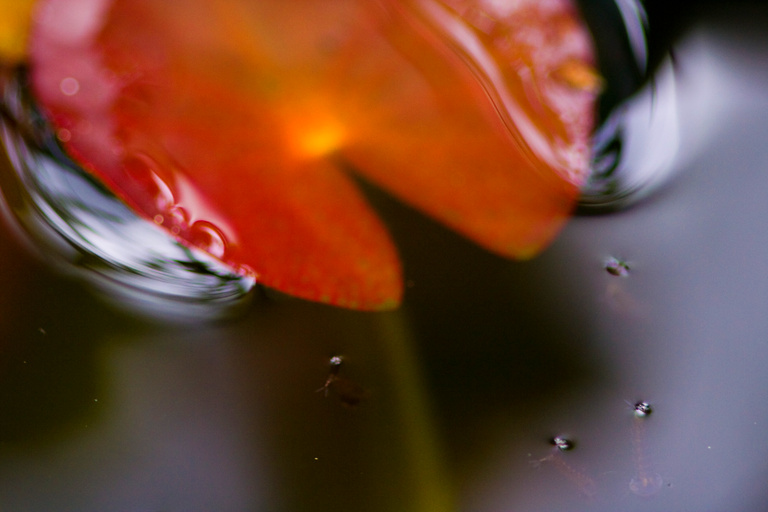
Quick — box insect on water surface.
[602,256,645,316]
[317,355,367,407]
[317,355,344,397]
[629,401,664,497]
[532,436,598,499]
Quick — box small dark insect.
[317,355,367,406]
[317,355,344,397]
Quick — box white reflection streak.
[412,0,559,171]
[614,0,648,71]
[602,56,679,197]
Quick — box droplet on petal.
[59,77,79,96]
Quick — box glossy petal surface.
[29,0,597,309]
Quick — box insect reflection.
[629,401,663,497]
[603,256,645,316]
[317,355,367,407]
[532,436,598,498]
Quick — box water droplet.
[56,128,71,142]
[0,69,255,321]
[121,153,176,211]
[168,205,190,226]
[59,77,80,96]
[189,220,227,260]
[605,256,630,277]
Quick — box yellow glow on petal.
[553,58,604,94]
[297,122,345,158]
[0,0,36,63]
[282,99,347,159]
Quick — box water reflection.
[0,69,255,321]
[602,255,645,316]
[532,436,599,498]
[317,354,345,397]
[579,55,680,211]
[577,0,681,212]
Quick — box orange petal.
[30,0,403,310]
[28,0,596,308]
[341,0,597,257]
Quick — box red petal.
[30,0,405,310]
[28,0,596,308]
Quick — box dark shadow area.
[0,214,151,448]
[359,181,612,474]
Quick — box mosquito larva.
[317,355,344,397]
[629,401,663,497]
[533,436,598,498]
[317,354,367,406]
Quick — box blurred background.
[0,2,767,511]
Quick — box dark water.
[0,10,767,512]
